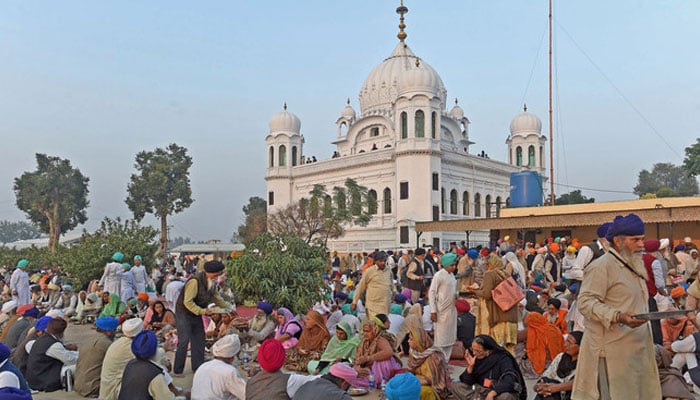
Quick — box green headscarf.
[99,293,125,318]
[320,321,360,362]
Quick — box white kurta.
[120,270,136,301]
[10,268,30,306]
[99,262,122,295]
[191,358,246,400]
[428,269,457,349]
[131,265,149,294]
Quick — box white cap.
[660,238,670,250]
[1,301,17,314]
[212,334,241,358]
[122,318,144,337]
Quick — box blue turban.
[390,304,403,315]
[394,293,407,303]
[334,292,348,301]
[62,284,72,291]
[23,307,39,319]
[96,316,119,332]
[385,372,422,400]
[134,255,142,262]
[131,330,158,360]
[0,342,10,362]
[112,252,124,262]
[597,222,613,239]
[257,301,273,315]
[0,387,32,400]
[441,253,458,268]
[16,259,28,269]
[605,214,645,242]
[35,316,53,332]
[467,249,479,259]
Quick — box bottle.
[368,372,375,390]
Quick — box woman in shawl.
[284,309,330,371]
[453,335,527,400]
[98,293,125,318]
[395,304,423,355]
[407,327,450,399]
[475,254,519,354]
[533,331,583,400]
[146,300,176,338]
[274,307,302,349]
[70,291,87,323]
[523,312,564,376]
[654,344,694,400]
[503,252,526,289]
[353,318,402,386]
[308,321,360,374]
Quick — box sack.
[492,272,525,312]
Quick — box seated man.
[292,362,357,400]
[533,331,583,400]
[654,344,694,400]
[25,318,78,392]
[118,330,174,400]
[0,342,31,395]
[384,372,422,400]
[99,317,144,400]
[74,316,118,398]
[4,305,39,350]
[191,334,246,400]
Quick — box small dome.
[269,103,301,134]
[450,98,464,120]
[509,105,541,135]
[341,99,356,120]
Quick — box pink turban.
[329,362,358,383]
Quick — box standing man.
[405,248,426,304]
[131,255,149,294]
[429,253,458,361]
[10,260,30,306]
[99,252,123,296]
[119,263,136,302]
[174,260,233,376]
[351,251,393,319]
[573,214,661,399]
[566,222,611,281]
[74,316,118,398]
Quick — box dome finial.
[283,102,287,111]
[455,98,459,105]
[523,103,527,112]
[396,0,408,42]
[346,98,350,105]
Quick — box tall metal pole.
[548,0,555,206]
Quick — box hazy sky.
[1,1,698,242]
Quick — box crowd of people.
[0,217,696,399]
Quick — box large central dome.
[359,42,447,115]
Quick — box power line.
[521,25,547,108]
[556,22,682,159]
[554,181,634,194]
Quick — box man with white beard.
[573,214,661,400]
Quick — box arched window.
[474,193,481,217]
[269,146,274,167]
[450,189,458,214]
[415,110,425,138]
[462,191,469,215]
[431,112,437,139]
[367,189,378,215]
[441,188,446,214]
[279,145,287,167]
[336,191,346,210]
[401,112,408,139]
[528,145,535,166]
[383,188,392,214]
[324,195,332,217]
[291,146,298,166]
[340,122,347,136]
[516,146,523,166]
[485,195,492,218]
[496,196,502,217]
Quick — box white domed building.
[265,6,547,252]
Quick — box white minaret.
[505,104,547,175]
[265,103,303,212]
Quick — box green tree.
[0,220,42,244]
[633,162,699,198]
[237,196,267,246]
[226,233,326,314]
[683,138,700,177]
[125,143,194,255]
[60,217,159,290]
[14,154,90,254]
[267,178,372,244]
[554,190,595,205]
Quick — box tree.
[554,190,595,205]
[60,217,159,290]
[237,196,267,246]
[267,178,373,244]
[0,220,42,244]
[683,138,700,177]
[125,143,194,255]
[226,233,326,314]
[633,162,699,198]
[14,154,90,254]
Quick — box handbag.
[492,271,525,312]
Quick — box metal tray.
[633,310,688,320]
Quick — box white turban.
[212,334,241,358]
[122,318,144,338]
[1,301,17,314]
[46,309,64,319]
[660,238,670,250]
[0,371,20,389]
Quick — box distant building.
[265,4,547,253]
[1,232,83,250]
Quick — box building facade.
[265,8,547,253]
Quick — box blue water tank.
[510,171,543,207]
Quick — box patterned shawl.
[296,310,330,352]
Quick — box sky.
[0,1,698,242]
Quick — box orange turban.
[137,293,149,301]
[549,243,559,253]
[671,286,686,299]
